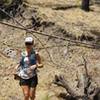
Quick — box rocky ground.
[0,0,100,100]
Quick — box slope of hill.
[0,0,100,100]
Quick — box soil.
[0,0,100,100]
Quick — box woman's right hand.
[13,64,20,75]
[30,65,37,70]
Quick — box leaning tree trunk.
[82,0,90,11]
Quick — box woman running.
[15,37,43,100]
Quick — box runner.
[14,37,43,100]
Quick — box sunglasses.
[25,42,33,45]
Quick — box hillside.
[0,0,100,100]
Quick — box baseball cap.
[25,37,33,43]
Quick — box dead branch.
[82,55,89,77]
[53,56,100,100]
[29,33,60,67]
[53,75,82,98]
[82,55,92,98]
[0,7,60,67]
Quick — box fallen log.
[53,56,100,100]
[53,75,84,100]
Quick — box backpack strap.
[20,49,36,66]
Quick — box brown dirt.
[0,0,100,100]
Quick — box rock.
[3,47,16,59]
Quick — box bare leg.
[30,87,36,100]
[21,85,30,100]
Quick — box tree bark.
[82,0,90,11]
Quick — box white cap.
[25,37,33,43]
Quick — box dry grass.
[0,0,100,100]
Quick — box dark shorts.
[19,75,38,88]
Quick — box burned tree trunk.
[81,0,90,11]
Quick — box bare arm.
[15,64,20,70]
[36,52,43,68]
[29,52,43,70]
